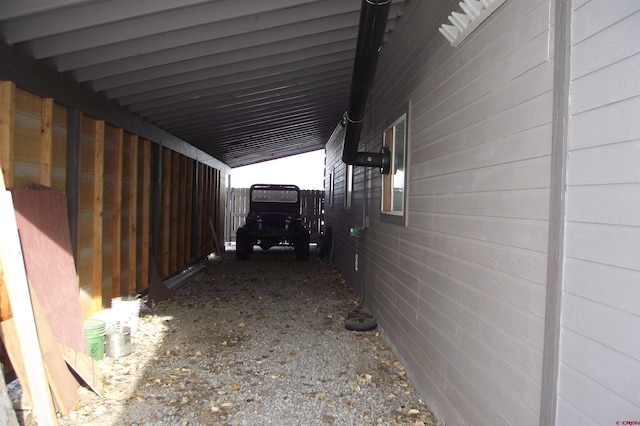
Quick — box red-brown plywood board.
[30,288,79,414]
[9,188,87,355]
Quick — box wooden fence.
[226,188,324,243]
[0,82,226,317]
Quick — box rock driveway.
[58,248,443,426]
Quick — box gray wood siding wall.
[557,1,640,424]
[325,0,554,424]
[324,124,365,270]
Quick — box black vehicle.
[236,184,310,261]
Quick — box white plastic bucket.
[91,308,122,335]
[111,295,141,333]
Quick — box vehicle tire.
[347,306,373,320]
[345,316,377,332]
[318,227,332,258]
[295,231,310,261]
[236,227,251,260]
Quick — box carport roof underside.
[0,0,407,168]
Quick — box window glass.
[327,168,334,209]
[344,164,353,209]
[392,119,405,211]
[382,114,407,217]
[251,189,298,203]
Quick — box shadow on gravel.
[63,246,442,425]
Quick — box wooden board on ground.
[30,289,80,414]
[0,312,77,415]
[0,319,32,409]
[209,217,223,259]
[58,345,104,398]
[9,188,87,355]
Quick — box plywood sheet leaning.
[29,289,80,414]
[0,308,79,416]
[9,188,87,355]
[0,169,57,425]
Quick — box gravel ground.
[52,247,443,426]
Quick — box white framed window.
[344,164,353,209]
[381,114,407,219]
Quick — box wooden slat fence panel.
[226,188,249,243]
[301,189,325,243]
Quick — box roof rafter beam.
[51,0,362,70]
[151,85,347,126]
[71,16,360,82]
[113,52,354,104]
[124,62,352,111]
[140,72,351,119]
[102,39,356,94]
[9,0,320,50]
[0,0,94,20]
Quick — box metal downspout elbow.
[341,0,392,175]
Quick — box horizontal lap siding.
[324,125,359,268]
[558,1,640,423]
[326,0,553,424]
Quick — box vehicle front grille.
[259,212,288,230]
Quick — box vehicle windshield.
[251,189,298,203]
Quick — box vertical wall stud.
[140,140,151,291]
[127,134,138,295]
[112,129,123,298]
[66,110,80,260]
[160,148,171,276]
[0,81,15,188]
[185,159,193,263]
[190,160,198,260]
[39,98,54,187]
[92,120,105,312]
[196,163,205,257]
[150,143,161,269]
[169,151,179,271]
[177,156,186,266]
[203,167,211,251]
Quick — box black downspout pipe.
[342,0,392,175]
